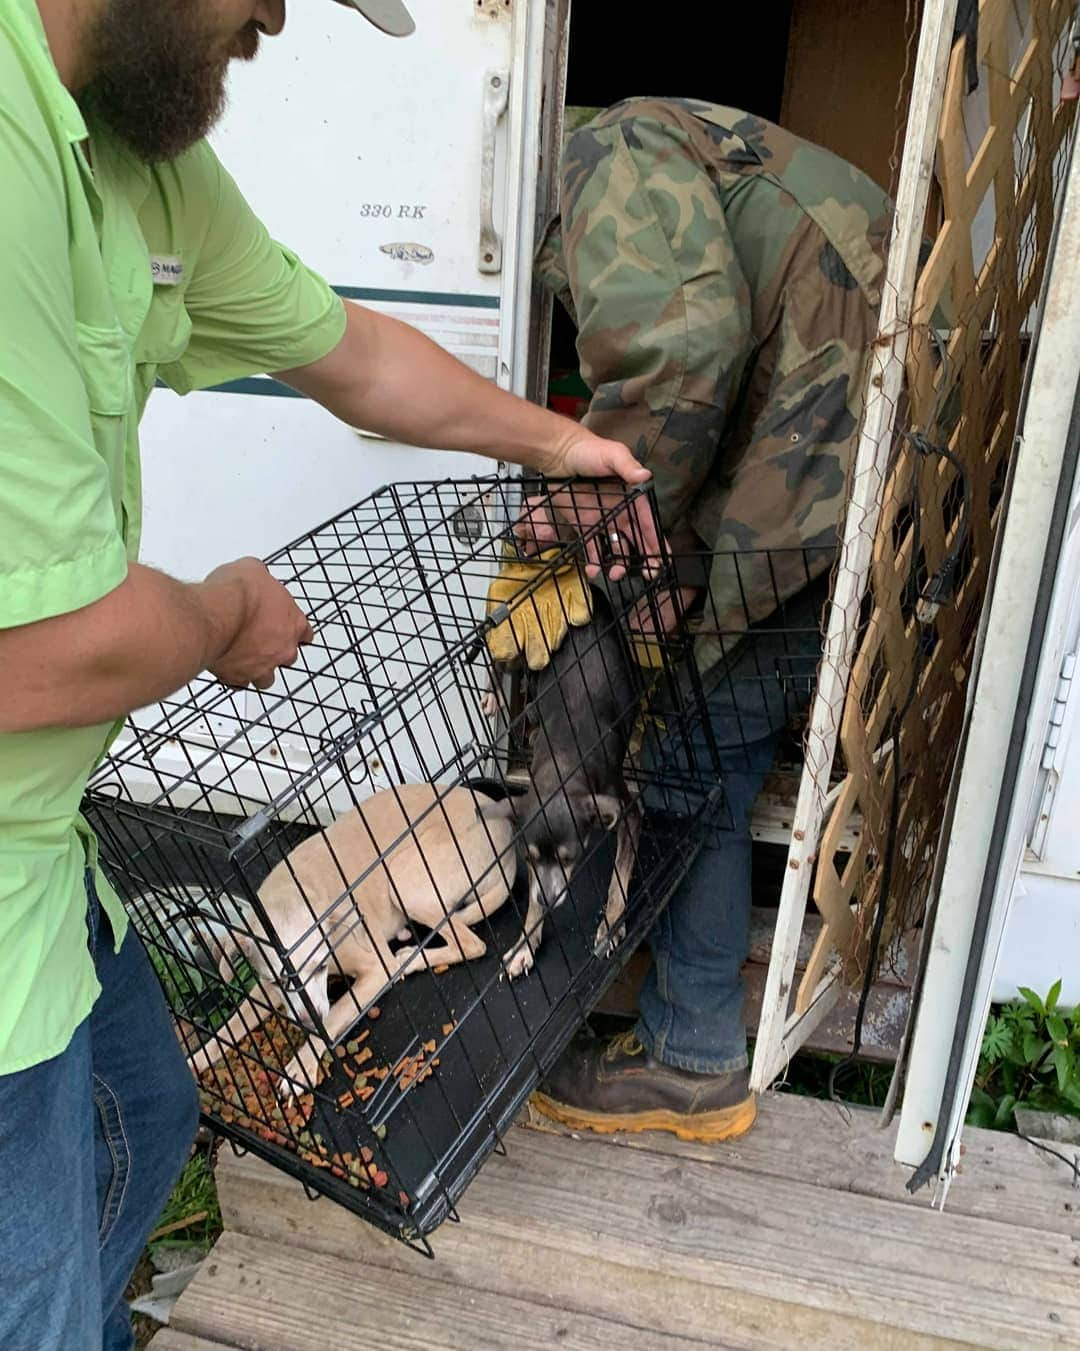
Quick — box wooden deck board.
[146,1332,231,1350]
[199,1111,1080,1350]
[213,1152,957,1351]
[154,1095,1080,1350]
[521,1091,1080,1238]
[171,1231,716,1350]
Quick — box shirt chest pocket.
[74,321,134,538]
[75,321,132,417]
[134,284,193,370]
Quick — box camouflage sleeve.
[557,116,754,533]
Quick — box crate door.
[137,0,547,584]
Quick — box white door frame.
[749,0,961,1092]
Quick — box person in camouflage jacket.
[530,98,891,1142]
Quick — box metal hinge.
[1041,651,1077,768]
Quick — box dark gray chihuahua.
[486,585,643,979]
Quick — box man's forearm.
[276,299,662,580]
[0,563,245,733]
[276,303,580,472]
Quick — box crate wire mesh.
[679,546,834,746]
[84,477,733,1245]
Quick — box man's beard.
[80,0,260,164]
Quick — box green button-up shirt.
[0,0,347,1073]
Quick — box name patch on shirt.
[150,255,184,285]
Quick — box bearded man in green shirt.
[0,0,653,1344]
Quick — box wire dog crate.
[83,477,733,1246]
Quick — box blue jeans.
[636,582,824,1074]
[0,873,200,1351]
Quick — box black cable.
[1017,1133,1080,1188]
[911,435,972,623]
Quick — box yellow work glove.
[630,633,665,670]
[627,589,681,671]
[485,552,592,670]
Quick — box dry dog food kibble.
[197,1009,452,1202]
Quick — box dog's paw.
[593,917,626,959]
[279,1044,322,1097]
[502,940,535,981]
[278,1066,302,1099]
[394,945,423,975]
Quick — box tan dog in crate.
[187,782,517,1092]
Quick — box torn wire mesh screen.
[806,0,1078,1030]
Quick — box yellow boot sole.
[530,1090,757,1144]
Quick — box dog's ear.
[476,795,518,822]
[470,778,529,824]
[579,793,622,833]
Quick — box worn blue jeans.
[636,584,824,1074]
[0,873,200,1351]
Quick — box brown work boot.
[531,1030,756,1143]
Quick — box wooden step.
[596,907,916,1063]
[751,788,861,850]
[176,1102,1080,1351]
[169,1230,717,1350]
[519,1092,1080,1238]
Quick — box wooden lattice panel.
[799,0,1077,1010]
